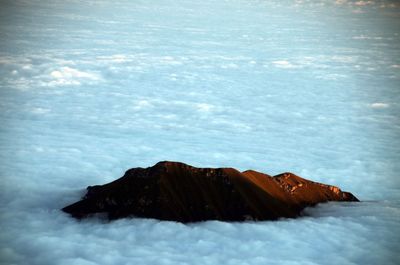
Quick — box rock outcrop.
[62,161,359,222]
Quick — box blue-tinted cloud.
[0,0,399,264]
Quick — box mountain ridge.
[62,161,359,222]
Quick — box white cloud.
[31,107,51,114]
[316,73,348,80]
[1,0,399,264]
[109,54,129,63]
[160,56,183,66]
[50,67,99,80]
[22,64,32,70]
[370,102,389,109]
[132,100,153,110]
[48,67,100,86]
[0,196,399,265]
[97,54,130,63]
[354,1,375,6]
[220,63,239,69]
[196,103,214,112]
[272,60,298,69]
[352,35,385,40]
[168,73,178,81]
[330,55,356,63]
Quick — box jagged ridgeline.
[62,161,358,222]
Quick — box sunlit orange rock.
[62,161,359,222]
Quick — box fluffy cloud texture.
[1,198,399,265]
[49,67,100,86]
[0,0,399,264]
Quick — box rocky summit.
[62,161,359,222]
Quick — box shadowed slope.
[62,161,359,222]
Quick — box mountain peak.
[63,162,359,222]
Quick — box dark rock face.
[62,161,359,222]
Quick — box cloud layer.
[0,0,399,264]
[1,199,399,265]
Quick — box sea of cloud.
[1,201,400,265]
[1,0,399,264]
